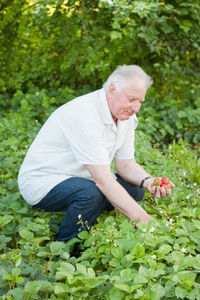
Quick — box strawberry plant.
[1,95,200,299]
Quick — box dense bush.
[1,0,200,95]
[1,0,200,145]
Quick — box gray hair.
[103,65,153,92]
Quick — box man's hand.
[139,212,158,225]
[144,177,175,198]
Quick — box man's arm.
[115,158,151,186]
[86,164,155,224]
[115,158,175,198]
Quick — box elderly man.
[18,65,174,241]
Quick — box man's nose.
[131,101,141,113]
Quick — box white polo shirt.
[18,88,138,205]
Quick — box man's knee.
[79,182,106,208]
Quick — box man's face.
[106,78,147,123]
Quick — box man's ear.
[108,83,116,94]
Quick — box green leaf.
[134,274,148,284]
[151,284,166,298]
[182,20,192,27]
[0,234,12,243]
[157,244,172,256]
[7,288,25,300]
[11,268,21,279]
[98,245,107,253]
[109,288,125,300]
[24,281,40,293]
[54,282,70,294]
[76,263,87,275]
[190,232,200,245]
[196,254,200,264]
[15,276,24,284]
[175,286,187,298]
[0,215,13,227]
[86,267,95,278]
[78,230,89,239]
[19,229,34,241]
[111,247,123,259]
[120,268,132,280]
[82,276,108,288]
[178,111,187,118]
[182,256,197,268]
[50,241,66,254]
[55,262,75,280]
[148,258,157,269]
[54,284,67,295]
[110,31,122,40]
[3,274,14,281]
[114,282,142,293]
[133,243,145,258]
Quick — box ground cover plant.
[0,95,200,299]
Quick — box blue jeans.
[34,174,145,241]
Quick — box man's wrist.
[140,176,152,189]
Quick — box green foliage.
[1,96,200,298]
[1,0,200,94]
[1,1,200,298]
[1,0,200,145]
[138,84,200,145]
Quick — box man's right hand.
[144,177,175,199]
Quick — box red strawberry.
[162,177,170,184]
[162,183,171,190]
[151,178,162,187]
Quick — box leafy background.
[0,0,200,299]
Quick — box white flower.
[179,177,182,180]
[181,247,186,253]
[106,239,110,243]
[176,160,179,162]
[186,194,191,199]
[152,255,156,259]
[114,243,117,247]
[166,223,169,226]
[194,183,197,186]
[78,214,81,219]
[169,219,173,223]
[149,227,155,233]
[36,92,39,96]
[169,145,172,150]
[183,172,186,176]
[143,228,147,232]
[160,211,164,214]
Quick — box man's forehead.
[121,77,146,90]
